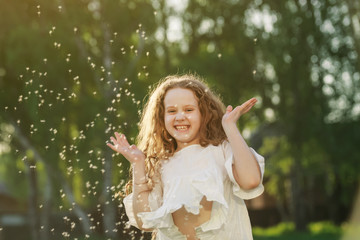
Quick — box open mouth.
[175,125,190,131]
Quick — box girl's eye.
[168,110,176,113]
[186,109,193,112]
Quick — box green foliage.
[253,222,295,236]
[308,221,342,235]
[253,221,343,240]
[0,0,359,238]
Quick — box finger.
[109,139,125,153]
[107,143,119,152]
[226,105,233,113]
[115,132,130,148]
[234,100,255,116]
[247,97,257,104]
[111,135,131,152]
[120,134,131,148]
[114,132,122,142]
[240,106,252,115]
[240,101,256,115]
[240,98,256,109]
[232,106,243,118]
[241,98,256,108]
[245,97,257,103]
[110,136,121,147]
[246,98,257,109]
[110,136,117,146]
[240,103,254,113]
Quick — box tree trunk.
[39,165,53,240]
[290,151,306,231]
[100,20,118,238]
[25,160,40,240]
[345,0,360,71]
[101,149,117,238]
[61,181,92,235]
[10,118,92,237]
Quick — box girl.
[107,74,265,240]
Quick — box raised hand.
[107,132,145,164]
[222,98,257,127]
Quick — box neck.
[176,142,199,152]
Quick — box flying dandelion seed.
[36,5,41,17]
[2,4,156,240]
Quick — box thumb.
[226,105,233,113]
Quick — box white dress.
[124,141,265,240]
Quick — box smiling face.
[164,88,202,151]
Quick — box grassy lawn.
[66,221,359,240]
[253,222,343,240]
[254,232,341,240]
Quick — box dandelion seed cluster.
[3,5,154,240]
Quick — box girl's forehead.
[164,88,198,106]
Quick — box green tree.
[250,0,360,230]
[1,0,359,239]
[1,0,157,239]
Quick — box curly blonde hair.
[125,74,227,194]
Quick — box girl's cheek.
[165,115,173,122]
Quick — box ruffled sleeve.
[123,180,163,229]
[123,193,139,228]
[222,140,265,200]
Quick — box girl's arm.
[221,98,262,190]
[131,160,153,231]
[107,132,153,231]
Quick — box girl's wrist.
[132,158,146,166]
[133,180,150,193]
[222,122,238,132]
[134,180,148,185]
[131,161,145,171]
[133,175,147,184]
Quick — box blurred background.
[0,0,359,239]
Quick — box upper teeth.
[176,126,188,130]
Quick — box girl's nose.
[175,111,185,120]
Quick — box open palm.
[222,98,257,126]
[107,132,145,163]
